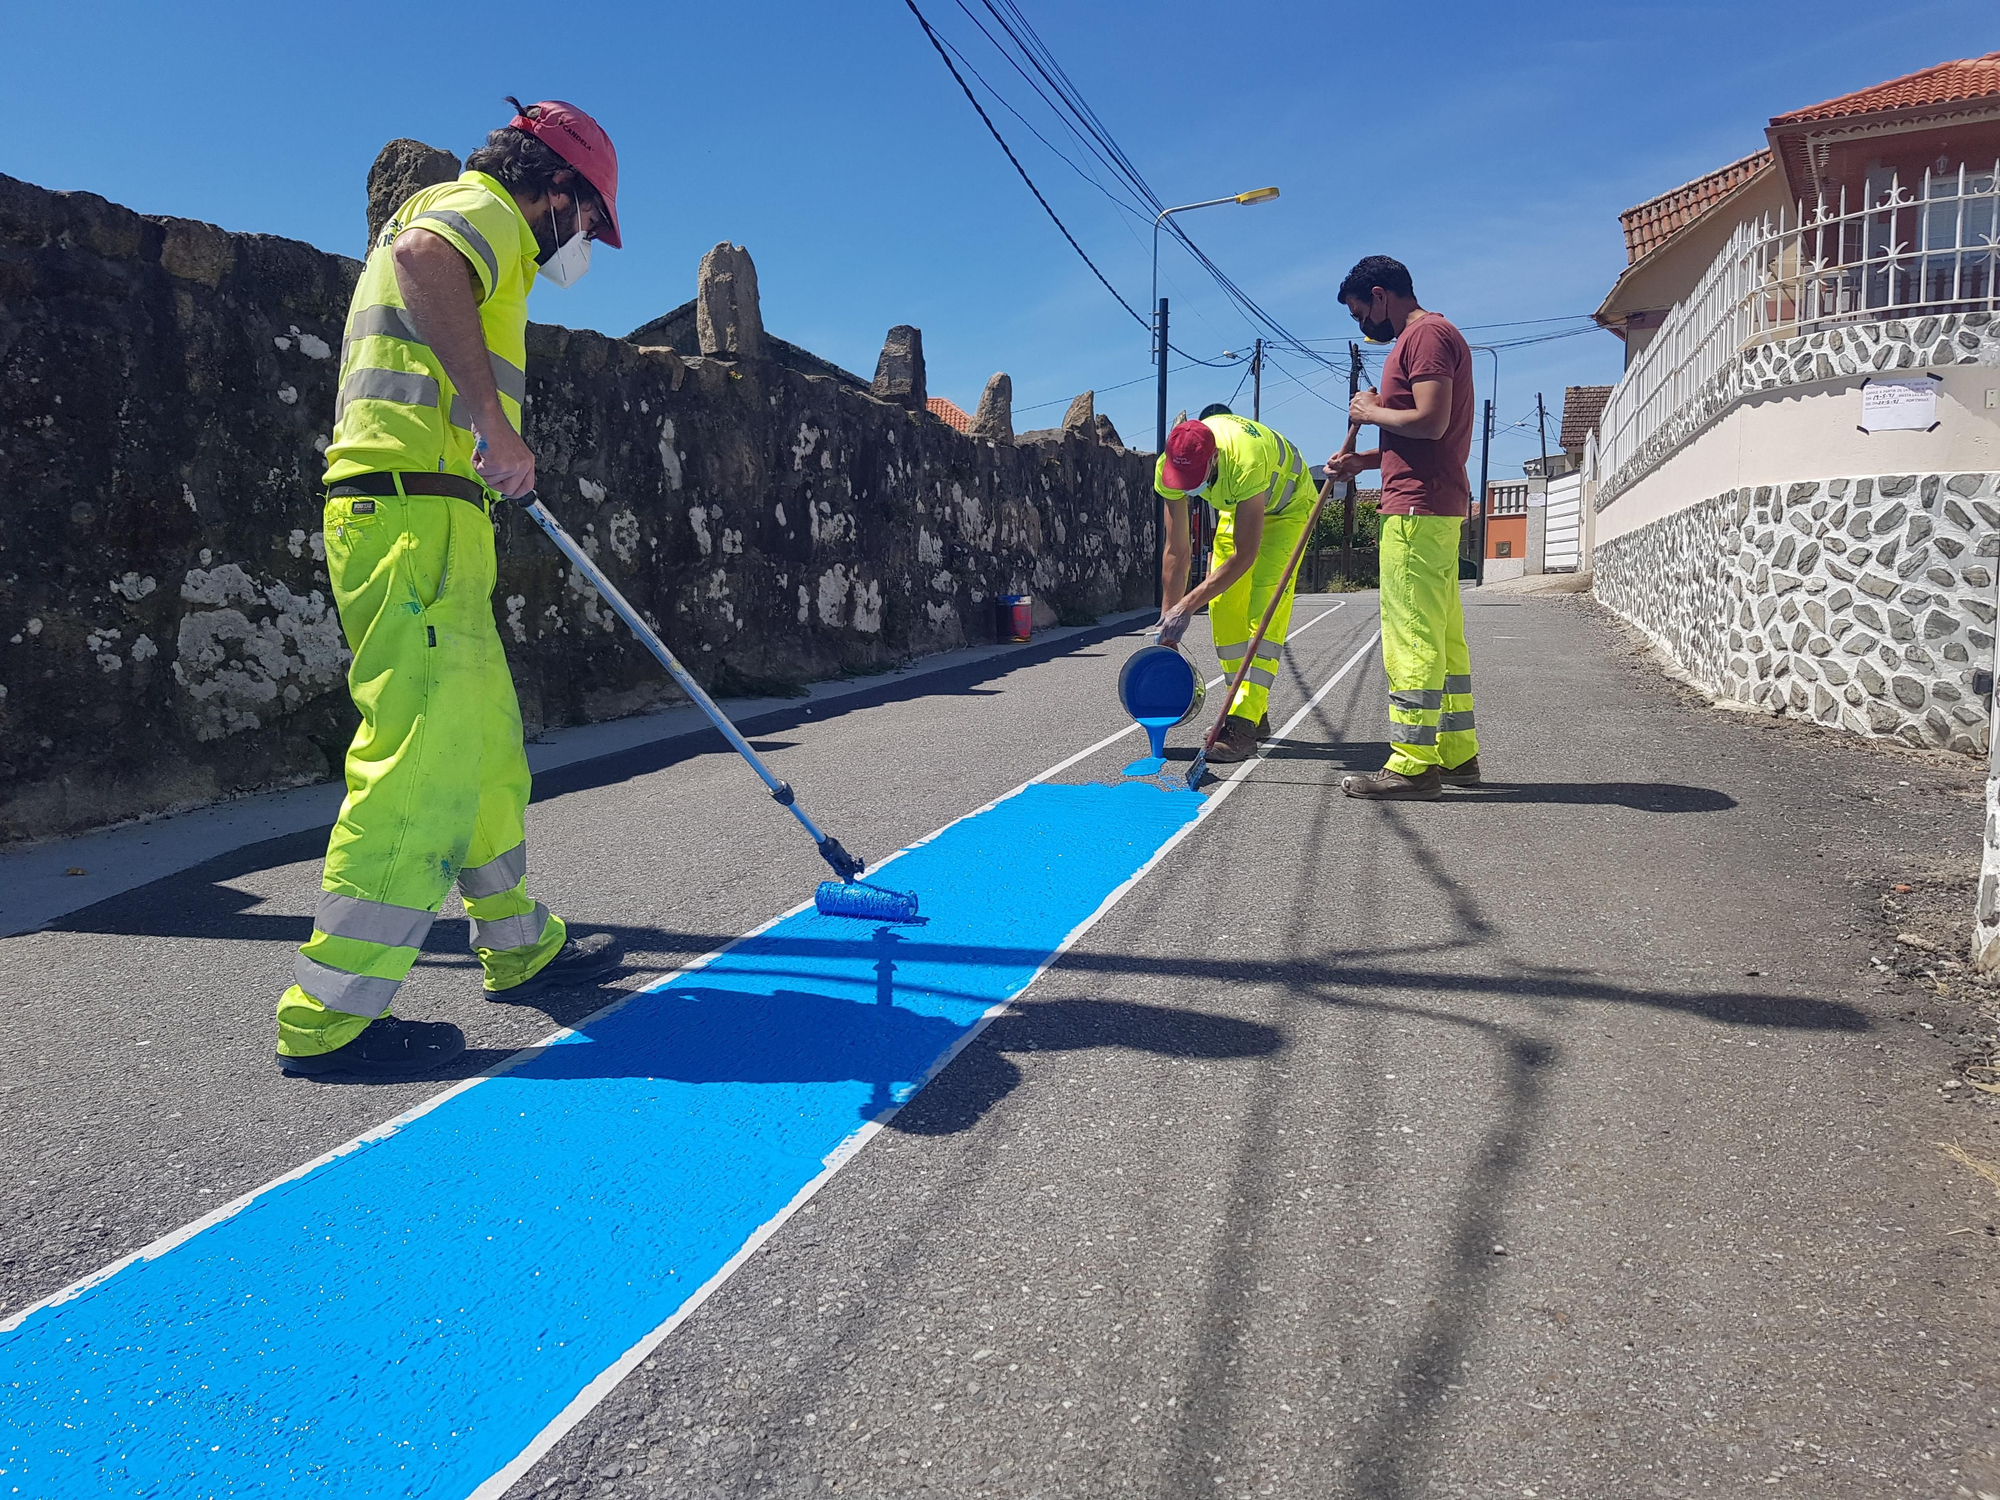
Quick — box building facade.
[1586,52,2000,758]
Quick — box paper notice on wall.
[1858,378,1939,432]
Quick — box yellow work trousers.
[1209,501,1312,721]
[1378,514,1477,775]
[275,487,566,1057]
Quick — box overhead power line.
[901,0,1150,333]
[1011,351,1247,415]
[914,0,1336,373]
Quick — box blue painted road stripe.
[0,780,1205,1499]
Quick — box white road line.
[1030,600,1349,783]
[4,617,1383,1500]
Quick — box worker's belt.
[327,472,492,506]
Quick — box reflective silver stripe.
[346,302,421,346]
[1389,721,1439,746]
[469,902,550,954]
[458,842,528,898]
[336,367,439,418]
[447,393,473,433]
[1246,666,1277,687]
[1266,467,1299,515]
[489,351,527,404]
[314,892,434,950]
[343,304,522,412]
[1444,674,1474,695]
[412,209,499,290]
[1213,639,1252,658]
[1439,711,1477,732]
[1390,688,1443,710]
[294,953,401,1020]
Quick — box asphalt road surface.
[3,590,1996,1499]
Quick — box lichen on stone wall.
[171,564,348,741]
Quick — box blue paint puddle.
[0,780,1202,1499]
[1122,755,1165,778]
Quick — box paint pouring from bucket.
[1117,645,1206,760]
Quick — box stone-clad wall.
[0,173,1155,842]
[1598,314,2000,509]
[1594,473,1999,754]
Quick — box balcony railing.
[1596,162,2000,500]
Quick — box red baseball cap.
[1160,418,1217,492]
[510,99,623,248]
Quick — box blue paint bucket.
[1118,643,1206,759]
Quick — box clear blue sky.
[11,0,1995,476]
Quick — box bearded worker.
[1325,254,1479,800]
[1154,412,1317,763]
[277,99,626,1080]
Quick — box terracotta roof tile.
[927,397,972,433]
[1770,52,2000,126]
[1559,385,1614,450]
[1618,151,1773,265]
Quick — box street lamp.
[1151,188,1281,453]
[1151,187,1280,604]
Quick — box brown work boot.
[1205,714,1264,764]
[1341,766,1443,800]
[1254,713,1271,739]
[1439,755,1481,787]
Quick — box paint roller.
[515,490,919,923]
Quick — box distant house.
[927,397,972,433]
[1588,51,2000,755]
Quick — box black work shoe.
[278,1016,467,1081]
[490,931,623,1000]
[1254,713,1272,739]
[1341,766,1443,800]
[1439,755,1482,786]
[1205,714,1264,765]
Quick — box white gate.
[1545,472,1583,572]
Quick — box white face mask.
[537,199,591,288]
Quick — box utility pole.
[1535,391,1550,478]
[1342,342,1362,586]
[1476,398,1493,587]
[1152,296,1169,607]
[1251,338,1263,421]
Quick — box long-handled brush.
[1183,424,1361,791]
[516,490,918,923]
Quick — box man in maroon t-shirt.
[1326,255,1480,799]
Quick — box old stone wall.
[0,173,1155,842]
[1593,472,1999,754]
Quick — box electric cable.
[902,0,1150,334]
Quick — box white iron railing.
[1597,162,2000,496]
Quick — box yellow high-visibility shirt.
[323,171,539,487]
[1153,414,1310,516]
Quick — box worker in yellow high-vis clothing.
[1154,412,1316,763]
[1326,254,1480,800]
[276,100,627,1080]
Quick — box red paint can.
[999,594,1033,643]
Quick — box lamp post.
[1150,186,1280,605]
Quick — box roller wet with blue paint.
[514,489,919,922]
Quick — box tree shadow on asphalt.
[1151,789,1844,1500]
